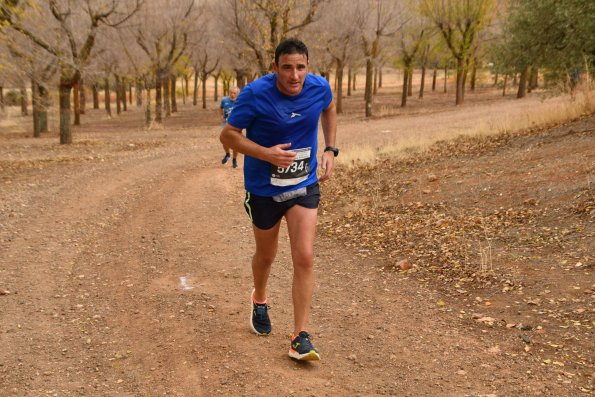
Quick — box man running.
[220,38,338,361]
[220,86,240,168]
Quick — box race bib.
[270,147,311,187]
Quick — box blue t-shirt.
[220,97,235,122]
[227,74,333,196]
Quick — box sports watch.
[324,146,339,157]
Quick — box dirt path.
[0,95,592,396]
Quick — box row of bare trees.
[2,0,586,144]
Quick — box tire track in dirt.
[0,154,182,395]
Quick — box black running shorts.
[244,183,320,230]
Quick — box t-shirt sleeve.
[227,86,255,129]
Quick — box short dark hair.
[274,38,309,64]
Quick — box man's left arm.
[319,99,337,182]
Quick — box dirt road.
[0,94,592,396]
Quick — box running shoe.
[289,331,320,361]
[250,291,271,335]
[232,158,238,168]
[221,153,230,164]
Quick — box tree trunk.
[493,72,499,86]
[59,79,72,144]
[0,86,4,112]
[462,69,468,102]
[502,74,508,96]
[201,73,207,109]
[155,72,163,123]
[517,66,528,98]
[419,64,426,99]
[353,72,356,91]
[20,86,28,116]
[38,85,48,132]
[530,67,538,90]
[379,67,383,88]
[128,83,132,105]
[183,75,189,104]
[335,60,344,114]
[31,79,41,138]
[171,75,178,113]
[470,64,477,91]
[73,82,81,125]
[92,83,99,109]
[145,84,151,126]
[373,67,378,95]
[333,71,337,92]
[213,75,219,102]
[432,68,437,91]
[104,76,112,117]
[401,68,409,107]
[347,67,352,96]
[163,76,171,117]
[444,66,448,93]
[193,69,199,105]
[136,79,143,107]
[364,59,373,117]
[79,78,86,115]
[115,75,122,115]
[407,69,413,97]
[455,60,464,105]
[121,78,127,112]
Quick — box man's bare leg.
[251,220,281,303]
[285,205,318,335]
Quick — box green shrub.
[4,90,21,106]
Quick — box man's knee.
[254,250,277,267]
[292,250,314,271]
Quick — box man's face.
[272,53,308,96]
[230,89,239,101]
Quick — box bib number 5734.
[270,147,311,187]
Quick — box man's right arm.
[219,124,296,168]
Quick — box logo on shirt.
[290,112,302,118]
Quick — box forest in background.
[0,0,593,144]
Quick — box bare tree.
[420,0,494,105]
[0,0,141,143]
[223,0,325,75]
[134,0,196,123]
[399,37,423,106]
[355,0,403,117]
[314,2,360,114]
[397,12,428,107]
[192,44,220,110]
[1,36,56,136]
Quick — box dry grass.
[337,89,595,167]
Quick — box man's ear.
[271,61,277,72]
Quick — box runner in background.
[220,86,240,168]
